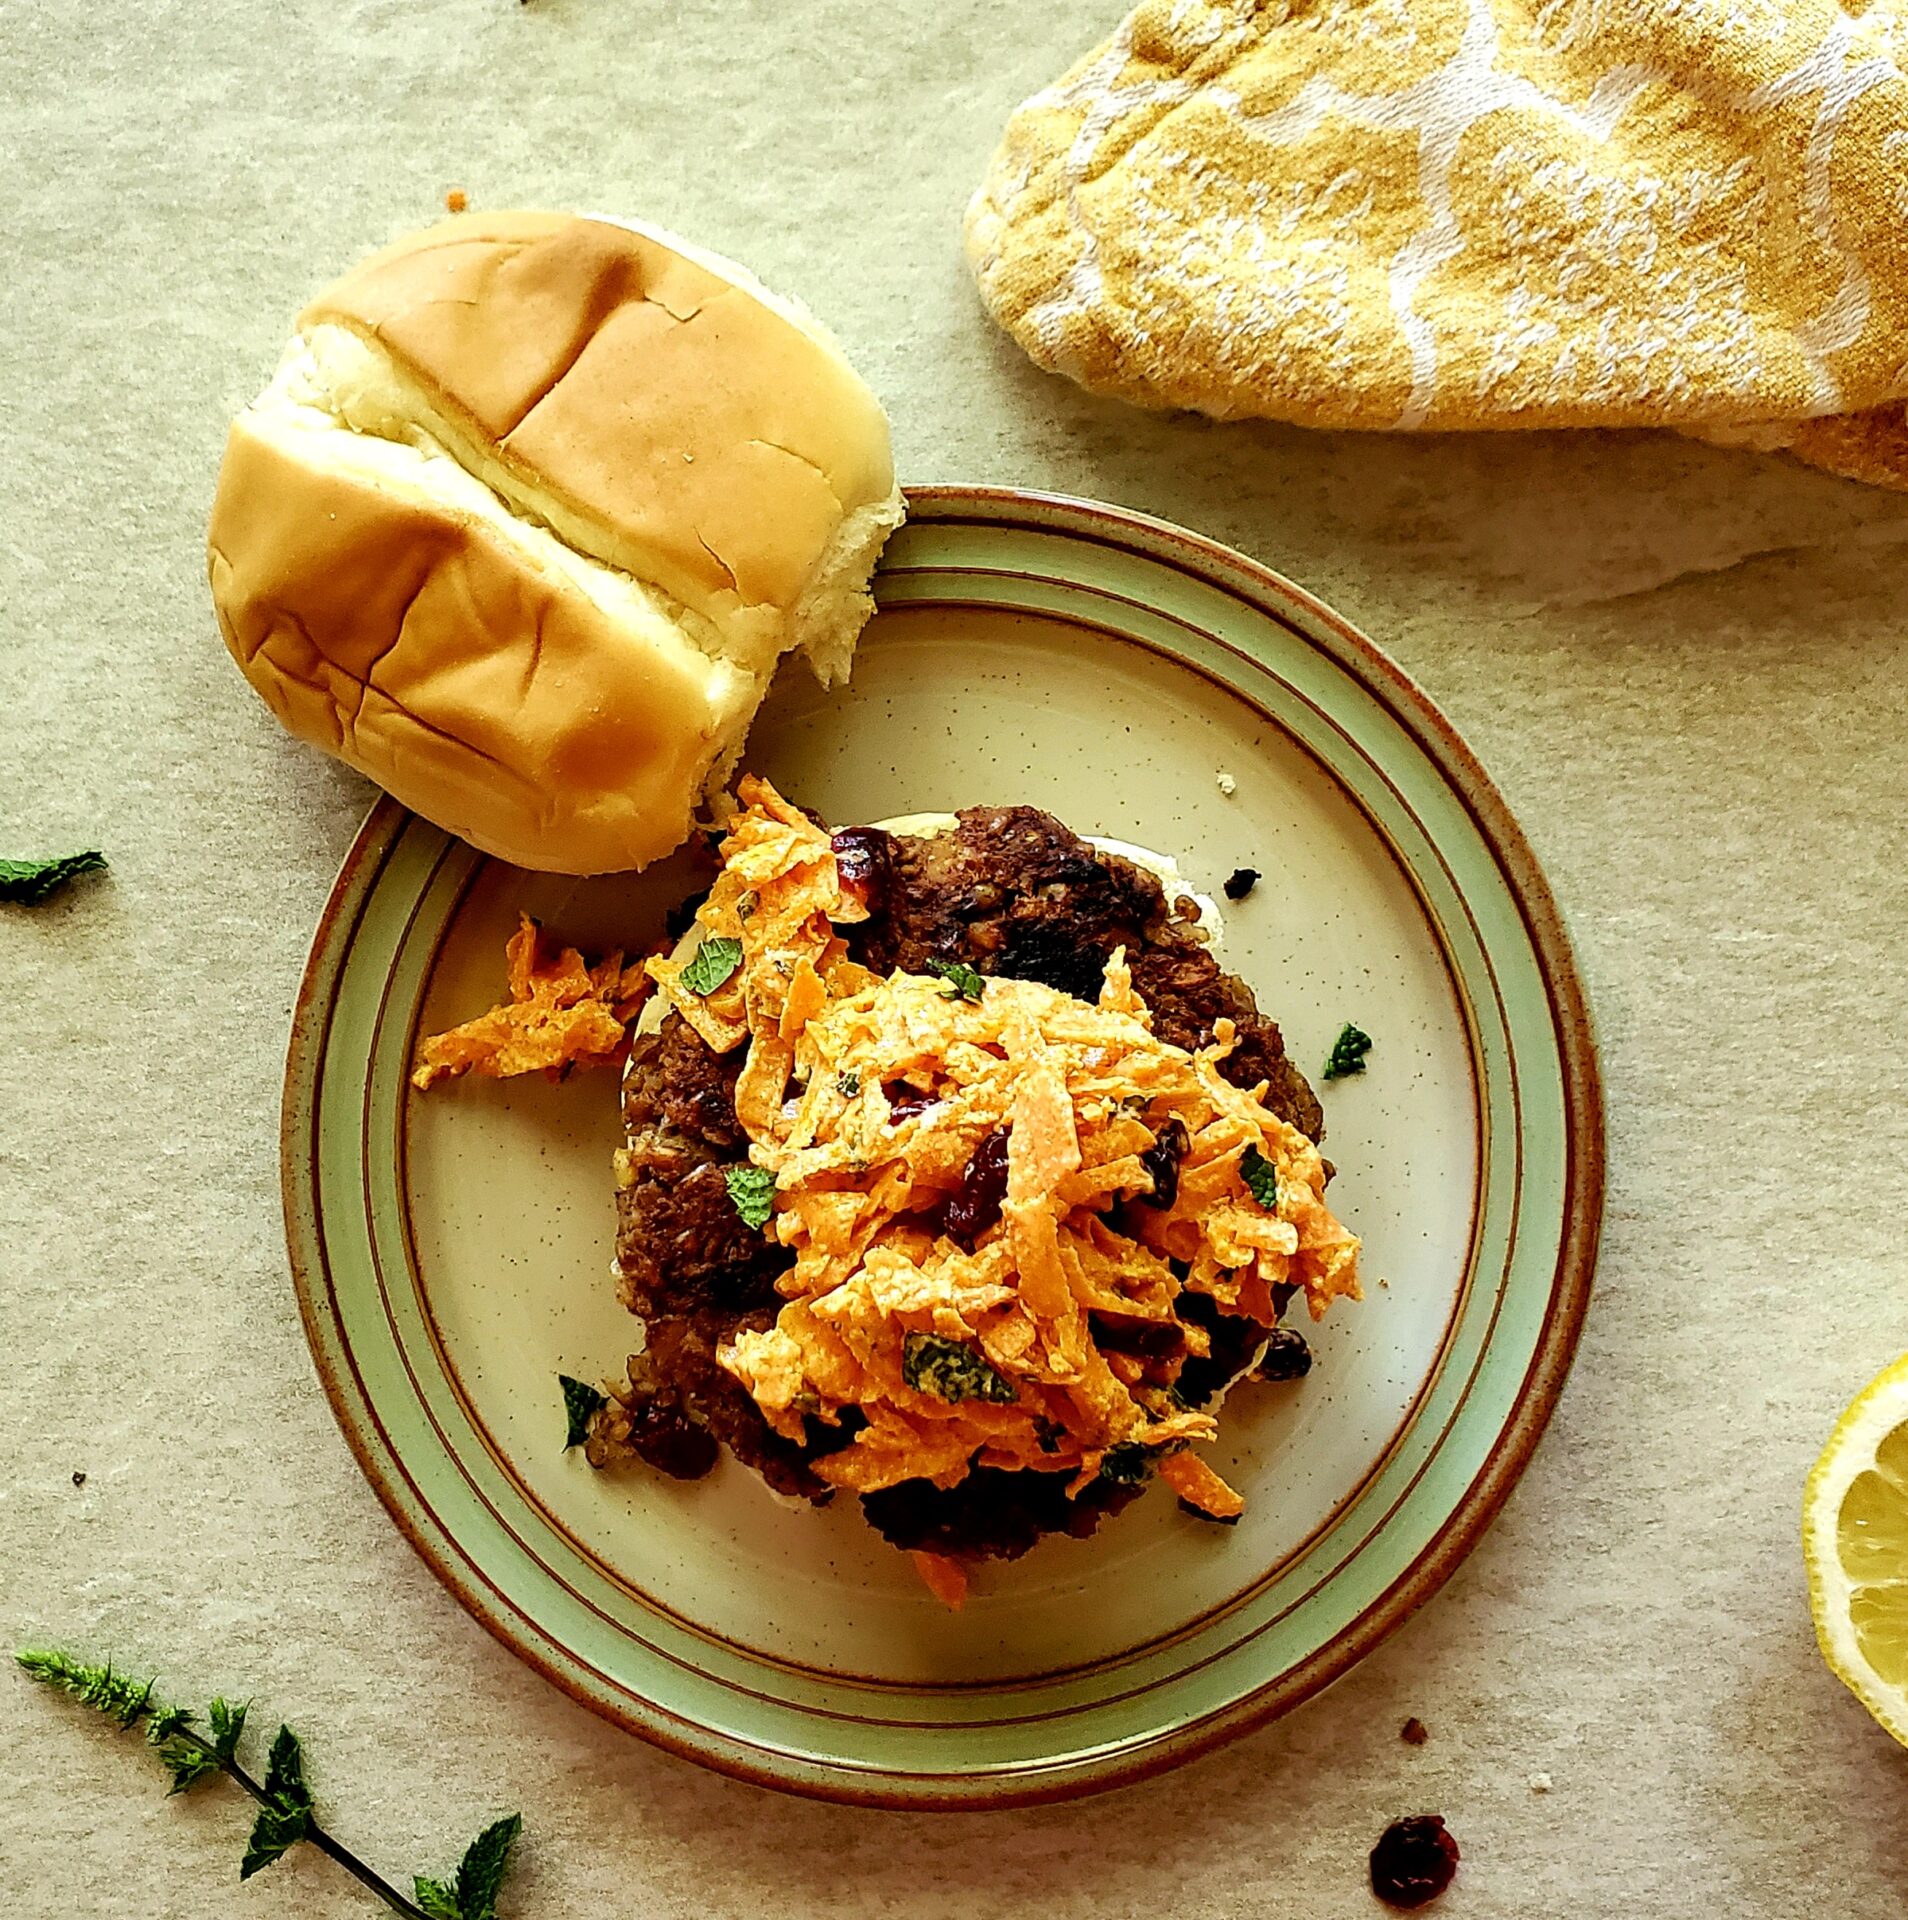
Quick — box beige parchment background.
[5,2,1908,1915]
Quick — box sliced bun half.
[208,210,905,873]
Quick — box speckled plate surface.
[284,487,1603,1807]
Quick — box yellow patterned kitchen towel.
[966,0,1908,487]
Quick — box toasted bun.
[208,211,904,873]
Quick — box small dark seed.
[1259,1327,1313,1381]
[70,1470,86,1487]
[1223,867,1260,900]
[1401,1717,1429,1746]
[1370,1815,1459,1910]
[1136,1117,1189,1211]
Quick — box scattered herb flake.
[924,957,986,1004]
[0,851,106,906]
[1240,1144,1280,1211]
[725,1163,776,1230]
[902,1333,1017,1406]
[679,936,743,997]
[837,1070,861,1098]
[1222,867,1260,901]
[735,890,758,922]
[558,1374,607,1450]
[1324,1022,1373,1080]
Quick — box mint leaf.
[144,1705,193,1744]
[240,1726,313,1878]
[1323,1022,1372,1080]
[0,851,106,906]
[1240,1144,1280,1211]
[1098,1443,1156,1486]
[158,1738,221,1796]
[724,1164,776,1230]
[262,1723,311,1811]
[454,1812,523,1920]
[414,1879,463,1920]
[558,1375,606,1451]
[208,1697,248,1763]
[678,936,742,997]
[923,958,985,1004]
[902,1334,1017,1406]
[240,1801,311,1879]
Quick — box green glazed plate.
[284,487,1603,1807]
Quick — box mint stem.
[151,1722,429,1918]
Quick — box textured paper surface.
[4,3,1908,1915]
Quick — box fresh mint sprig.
[16,1648,521,1918]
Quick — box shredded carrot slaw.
[644,779,1361,1517]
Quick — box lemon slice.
[1804,1353,1908,1745]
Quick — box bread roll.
[208,211,905,873]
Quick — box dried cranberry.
[625,1404,720,1481]
[830,827,897,917]
[1223,867,1260,900]
[1136,1117,1189,1210]
[1258,1327,1313,1381]
[944,1127,1011,1248]
[1369,1815,1459,1910]
[883,1082,936,1123]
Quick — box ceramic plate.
[284,487,1602,1807]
